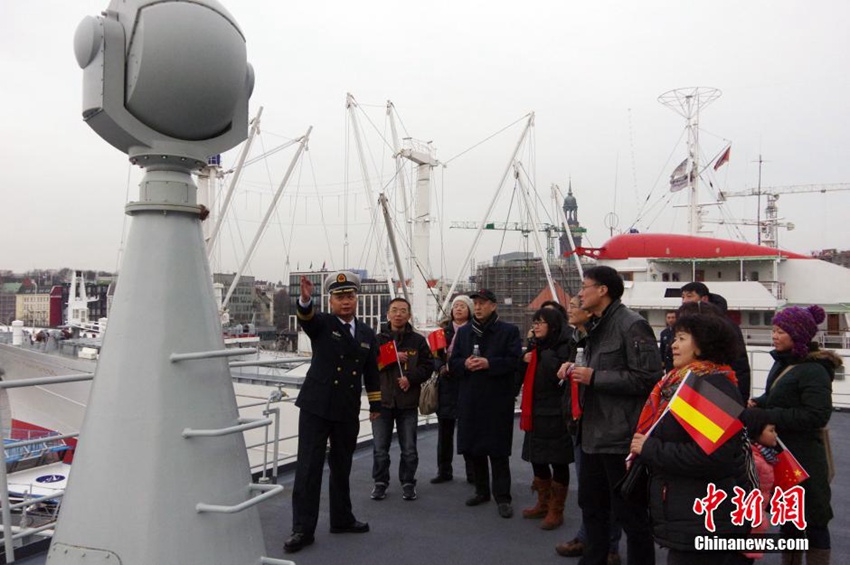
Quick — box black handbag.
[615,458,650,507]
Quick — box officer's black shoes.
[370,483,388,500]
[283,532,314,553]
[430,474,453,484]
[465,493,491,506]
[402,483,417,501]
[497,502,514,518]
[330,520,370,534]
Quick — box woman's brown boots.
[522,477,552,519]
[541,482,567,530]
[522,477,567,529]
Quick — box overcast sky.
[2,1,849,284]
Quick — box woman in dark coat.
[517,307,574,530]
[630,313,748,565]
[430,295,474,484]
[749,304,839,565]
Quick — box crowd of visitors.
[285,268,839,565]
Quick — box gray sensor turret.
[47,3,286,564]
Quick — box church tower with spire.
[559,181,585,255]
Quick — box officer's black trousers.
[291,409,359,535]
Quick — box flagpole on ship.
[659,87,721,236]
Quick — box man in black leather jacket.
[557,266,661,565]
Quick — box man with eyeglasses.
[284,271,381,554]
[370,297,434,502]
[556,266,661,565]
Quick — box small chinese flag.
[714,146,731,171]
[570,378,582,420]
[774,439,810,491]
[378,341,399,370]
[427,328,447,353]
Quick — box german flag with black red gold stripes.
[669,375,744,455]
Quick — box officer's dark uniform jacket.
[376,322,434,410]
[295,300,381,419]
[658,326,675,373]
[578,299,663,454]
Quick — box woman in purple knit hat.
[748,305,842,565]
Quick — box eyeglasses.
[531,321,547,326]
[579,283,602,291]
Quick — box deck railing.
[0,370,296,563]
[0,373,94,562]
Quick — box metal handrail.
[9,491,65,512]
[259,557,296,565]
[171,348,257,362]
[0,373,95,562]
[183,417,271,438]
[229,358,308,368]
[196,483,283,514]
[0,372,291,562]
[0,374,93,389]
[6,521,55,542]
[5,433,78,450]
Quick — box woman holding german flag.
[629,313,749,565]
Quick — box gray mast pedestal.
[46,2,283,563]
[47,171,269,564]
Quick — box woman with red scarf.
[517,307,574,530]
[629,313,749,565]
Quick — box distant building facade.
[214,273,256,324]
[0,282,20,325]
[812,249,850,269]
[16,284,52,327]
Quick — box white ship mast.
[659,87,721,235]
[398,139,438,327]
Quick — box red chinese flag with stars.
[378,341,399,370]
[427,328,447,353]
[774,441,810,491]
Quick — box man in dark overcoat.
[449,289,521,518]
[284,271,381,553]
